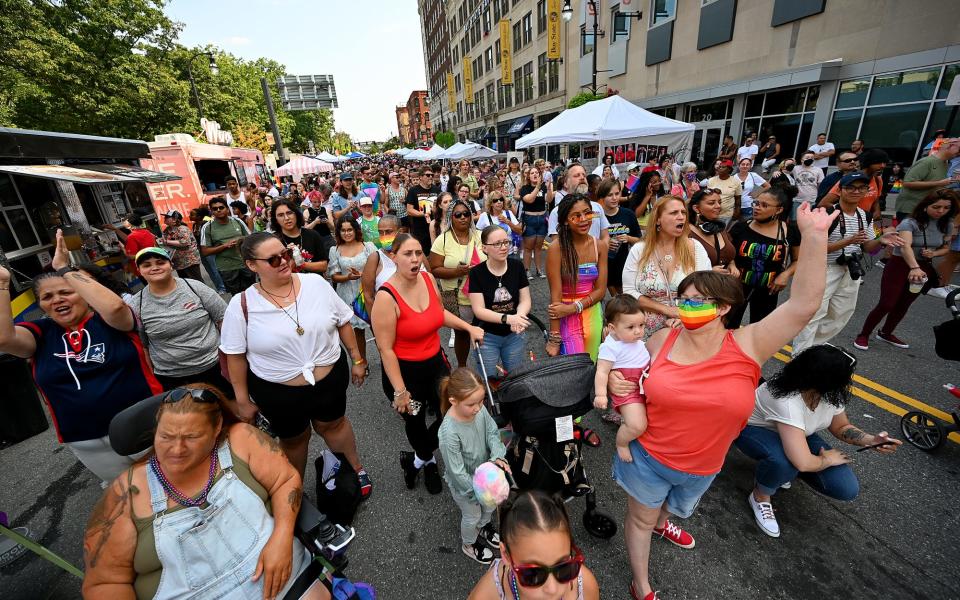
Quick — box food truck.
[0,127,180,321]
[141,133,268,219]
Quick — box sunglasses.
[211,205,228,211]
[507,546,585,587]
[674,296,716,308]
[705,188,722,195]
[452,211,471,218]
[839,158,858,163]
[823,342,858,368]
[568,212,595,223]
[252,248,293,268]
[163,387,219,404]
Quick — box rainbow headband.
[676,301,718,330]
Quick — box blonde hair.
[484,190,506,214]
[636,195,695,275]
[439,368,484,415]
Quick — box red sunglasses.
[507,545,584,587]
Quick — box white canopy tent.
[315,151,339,162]
[275,156,333,177]
[452,142,497,160]
[515,95,694,165]
[394,147,414,156]
[435,142,467,160]
[406,145,446,161]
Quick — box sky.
[165,0,428,142]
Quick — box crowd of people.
[1,134,958,600]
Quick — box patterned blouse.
[162,224,200,270]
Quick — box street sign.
[278,74,338,111]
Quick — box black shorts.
[154,361,234,399]
[247,352,349,439]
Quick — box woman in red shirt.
[371,233,484,495]
[608,203,840,600]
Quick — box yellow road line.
[773,351,960,445]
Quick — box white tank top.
[374,250,397,290]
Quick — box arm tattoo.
[251,426,283,455]
[841,427,867,444]
[83,482,130,569]
[287,487,303,513]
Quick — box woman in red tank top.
[371,233,484,495]
[606,203,841,600]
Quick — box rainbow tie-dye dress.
[560,262,603,362]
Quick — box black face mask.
[785,164,795,172]
[698,220,725,235]
[803,159,814,166]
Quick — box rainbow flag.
[677,302,717,329]
[352,289,370,323]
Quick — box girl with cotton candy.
[437,367,511,565]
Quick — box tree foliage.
[0,0,338,152]
[433,130,456,148]
[567,92,606,109]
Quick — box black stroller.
[478,343,617,539]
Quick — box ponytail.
[439,367,483,416]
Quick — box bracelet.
[575,300,584,314]
[393,388,408,398]
[909,266,922,271]
[55,266,75,277]
[352,357,366,366]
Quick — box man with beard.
[546,163,610,241]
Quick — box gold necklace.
[259,281,304,335]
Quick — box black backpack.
[314,451,361,526]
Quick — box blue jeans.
[201,254,226,293]
[734,425,859,500]
[474,331,526,379]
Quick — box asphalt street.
[1,263,959,600]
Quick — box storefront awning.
[0,164,180,184]
[506,115,533,135]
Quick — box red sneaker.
[853,335,869,350]
[629,581,659,600]
[653,519,695,549]
[876,331,909,349]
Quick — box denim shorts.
[522,213,547,238]
[612,440,717,518]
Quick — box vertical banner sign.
[500,19,513,85]
[463,57,474,102]
[547,0,561,59]
[447,72,457,110]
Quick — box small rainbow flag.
[676,301,717,329]
[352,289,370,323]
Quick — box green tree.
[433,130,456,148]
[288,109,335,153]
[567,91,606,109]
[381,136,403,151]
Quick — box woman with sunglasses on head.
[271,199,332,275]
[622,196,711,339]
[371,234,484,494]
[727,186,801,328]
[546,194,609,363]
[469,225,531,379]
[220,232,373,498]
[430,198,487,367]
[82,384,331,600]
[687,189,740,278]
[669,162,701,201]
[733,344,901,538]
[468,489,600,600]
[0,232,162,485]
[328,214,378,362]
[608,203,840,600]
[599,178,642,296]
[733,158,770,221]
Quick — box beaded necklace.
[149,449,219,508]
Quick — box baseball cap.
[840,172,871,187]
[625,162,641,171]
[719,159,734,168]
[359,197,373,206]
[162,210,182,220]
[135,246,171,265]
[340,172,354,181]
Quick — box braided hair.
[556,193,591,287]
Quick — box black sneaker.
[400,451,420,490]
[479,523,501,548]
[463,539,494,564]
[423,462,443,494]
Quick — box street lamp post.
[186,51,219,120]
[561,0,604,95]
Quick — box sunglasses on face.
[839,158,858,163]
[568,211,595,223]
[674,296,716,308]
[211,205,228,211]
[252,248,293,268]
[452,211,471,219]
[507,546,585,587]
[163,387,219,404]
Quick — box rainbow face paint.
[676,299,719,330]
[379,234,396,251]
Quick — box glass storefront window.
[805,86,820,111]
[836,78,870,109]
[869,68,939,105]
[754,113,805,160]
[937,64,959,99]
[763,88,807,115]
[0,174,18,208]
[745,94,764,117]
[860,103,930,165]
[743,118,760,138]
[924,102,960,141]
[828,108,862,152]
[688,100,728,123]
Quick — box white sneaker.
[928,286,950,299]
[448,330,456,347]
[747,492,780,538]
[780,481,792,490]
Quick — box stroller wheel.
[583,508,618,539]
[900,411,945,452]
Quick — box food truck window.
[0,174,44,256]
[75,184,107,227]
[232,161,248,186]
[195,159,232,192]
[95,183,131,224]
[256,164,268,185]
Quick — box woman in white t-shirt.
[221,232,373,497]
[733,344,901,538]
[733,158,770,220]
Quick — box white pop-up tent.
[406,145,446,161]
[446,142,498,160]
[436,142,467,160]
[315,151,340,162]
[515,95,694,161]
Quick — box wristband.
[575,300,584,314]
[393,388,408,398]
[352,357,367,366]
[55,266,76,277]
[909,266,922,271]
[501,313,508,324]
